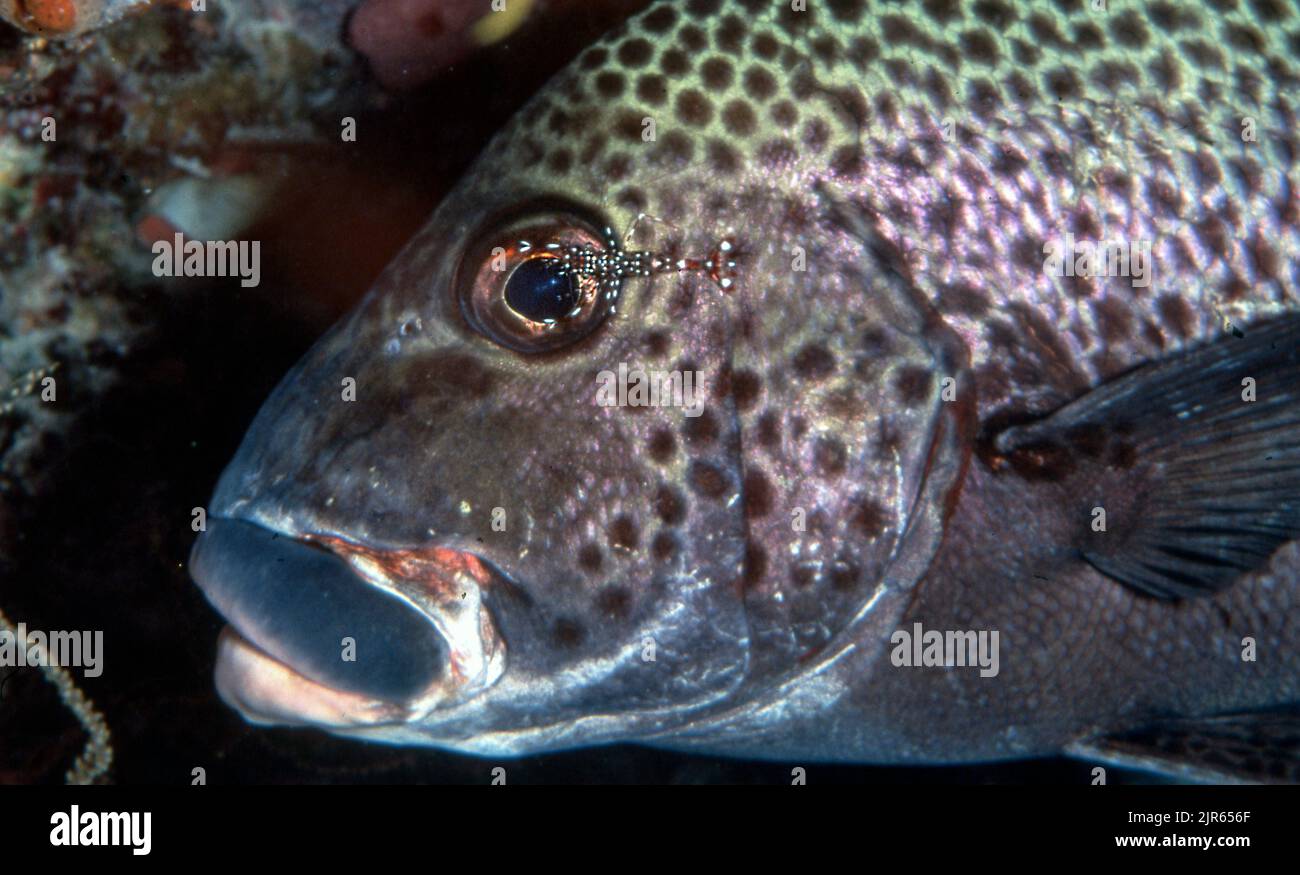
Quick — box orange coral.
[16,0,78,34]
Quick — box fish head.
[190,1,971,756]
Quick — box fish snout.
[190,517,503,728]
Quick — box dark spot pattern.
[617,38,654,67]
[731,369,761,410]
[743,468,773,518]
[678,24,708,52]
[676,89,713,126]
[578,544,603,573]
[640,5,677,33]
[596,587,632,620]
[721,99,756,135]
[688,461,729,499]
[700,56,734,90]
[635,73,669,105]
[742,541,768,589]
[792,344,835,380]
[595,71,625,98]
[651,532,679,561]
[851,498,888,540]
[647,427,676,463]
[742,66,778,100]
[813,436,848,477]
[756,411,782,449]
[707,139,740,174]
[661,47,689,75]
[553,618,585,648]
[683,410,720,445]
[481,0,1300,664]
[716,14,748,54]
[654,485,686,525]
[608,516,639,551]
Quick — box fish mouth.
[190,517,506,729]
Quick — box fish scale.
[469,0,1298,691]
[491,0,1298,401]
[189,0,1300,777]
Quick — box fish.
[188,0,1300,781]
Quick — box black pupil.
[504,257,579,322]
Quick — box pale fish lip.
[215,626,403,728]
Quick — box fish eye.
[503,256,579,322]
[456,208,623,353]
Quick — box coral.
[0,0,148,38]
[0,0,371,783]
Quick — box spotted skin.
[197,0,1300,769]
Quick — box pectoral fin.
[1068,708,1300,784]
[994,314,1300,600]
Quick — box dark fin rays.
[1067,707,1300,784]
[995,314,1300,600]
